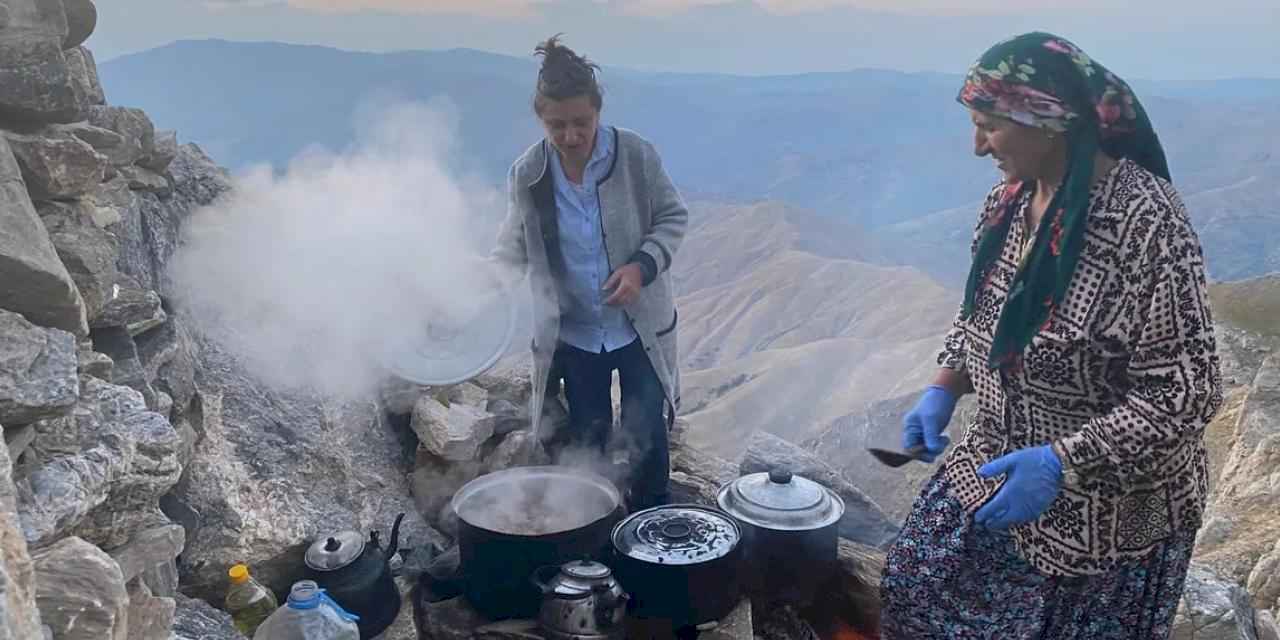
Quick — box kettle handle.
[530,565,562,595]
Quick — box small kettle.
[304,513,404,639]
[532,560,628,640]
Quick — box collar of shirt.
[550,125,614,188]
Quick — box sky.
[94,0,1280,79]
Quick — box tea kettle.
[304,513,404,639]
[532,560,628,640]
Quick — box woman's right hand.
[902,385,960,462]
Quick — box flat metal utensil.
[867,446,929,468]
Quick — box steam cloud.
[169,100,514,398]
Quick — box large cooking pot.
[303,513,404,639]
[451,466,625,620]
[717,467,844,606]
[610,504,742,629]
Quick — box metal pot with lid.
[532,560,628,640]
[610,504,742,629]
[717,468,844,605]
[304,513,404,639]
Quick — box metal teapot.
[532,560,629,640]
[304,513,404,639]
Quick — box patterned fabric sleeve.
[1054,190,1223,489]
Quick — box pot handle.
[530,565,562,595]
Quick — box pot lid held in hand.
[305,530,366,571]
[612,504,740,566]
[717,468,844,531]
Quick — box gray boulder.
[0,0,86,123]
[37,199,120,323]
[106,521,184,588]
[740,430,899,548]
[19,376,180,548]
[62,46,104,106]
[139,130,177,173]
[166,334,445,602]
[91,278,162,331]
[411,395,494,462]
[1,129,107,200]
[0,309,78,426]
[32,536,128,640]
[124,579,175,640]
[171,594,241,640]
[85,105,153,167]
[0,435,43,639]
[0,136,88,337]
[62,0,96,50]
[90,326,159,410]
[1173,564,1261,640]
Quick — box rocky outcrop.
[33,536,129,640]
[171,594,241,640]
[0,0,90,124]
[0,310,78,426]
[0,435,43,639]
[1197,354,1280,613]
[1174,564,1262,640]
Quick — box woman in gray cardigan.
[491,35,688,510]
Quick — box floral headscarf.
[956,32,1170,369]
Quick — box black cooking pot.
[717,468,844,606]
[451,466,625,620]
[610,504,742,629]
[304,513,404,639]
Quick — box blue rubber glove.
[974,445,1064,531]
[901,385,959,462]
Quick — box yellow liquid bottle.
[225,564,280,636]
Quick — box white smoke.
[169,99,516,398]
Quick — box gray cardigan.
[493,127,688,420]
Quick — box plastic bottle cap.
[228,564,249,584]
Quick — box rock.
[62,46,104,106]
[139,130,176,173]
[91,326,158,410]
[485,398,527,437]
[37,199,120,323]
[0,136,89,337]
[166,334,444,603]
[1173,564,1260,640]
[412,448,483,529]
[19,376,180,548]
[447,383,489,408]
[119,165,171,196]
[105,522,184,584]
[1258,611,1280,640]
[171,593,241,640]
[739,430,899,548]
[32,536,128,640]
[2,129,107,200]
[92,280,162,330]
[699,598,753,640]
[77,346,112,381]
[62,0,96,50]
[85,106,154,167]
[4,423,37,462]
[483,430,548,475]
[414,596,485,640]
[1247,539,1280,612]
[0,432,43,639]
[381,378,433,416]
[1198,356,1280,585]
[0,309,78,425]
[57,121,124,162]
[134,319,197,416]
[474,619,544,640]
[412,395,494,462]
[125,579,175,640]
[0,0,86,123]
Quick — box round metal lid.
[717,467,844,531]
[611,504,739,566]
[381,276,518,386]
[304,531,365,571]
[563,560,612,581]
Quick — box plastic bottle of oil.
[224,564,279,636]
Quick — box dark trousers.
[550,339,669,510]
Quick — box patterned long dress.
[881,159,1222,639]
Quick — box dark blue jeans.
[551,339,669,510]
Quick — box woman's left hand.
[603,263,644,306]
[974,445,1064,530]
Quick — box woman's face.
[971,110,1058,183]
[538,95,600,167]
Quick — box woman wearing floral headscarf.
[880,33,1222,638]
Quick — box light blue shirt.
[550,125,637,354]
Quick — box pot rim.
[451,465,623,537]
[716,476,845,532]
[611,503,741,566]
